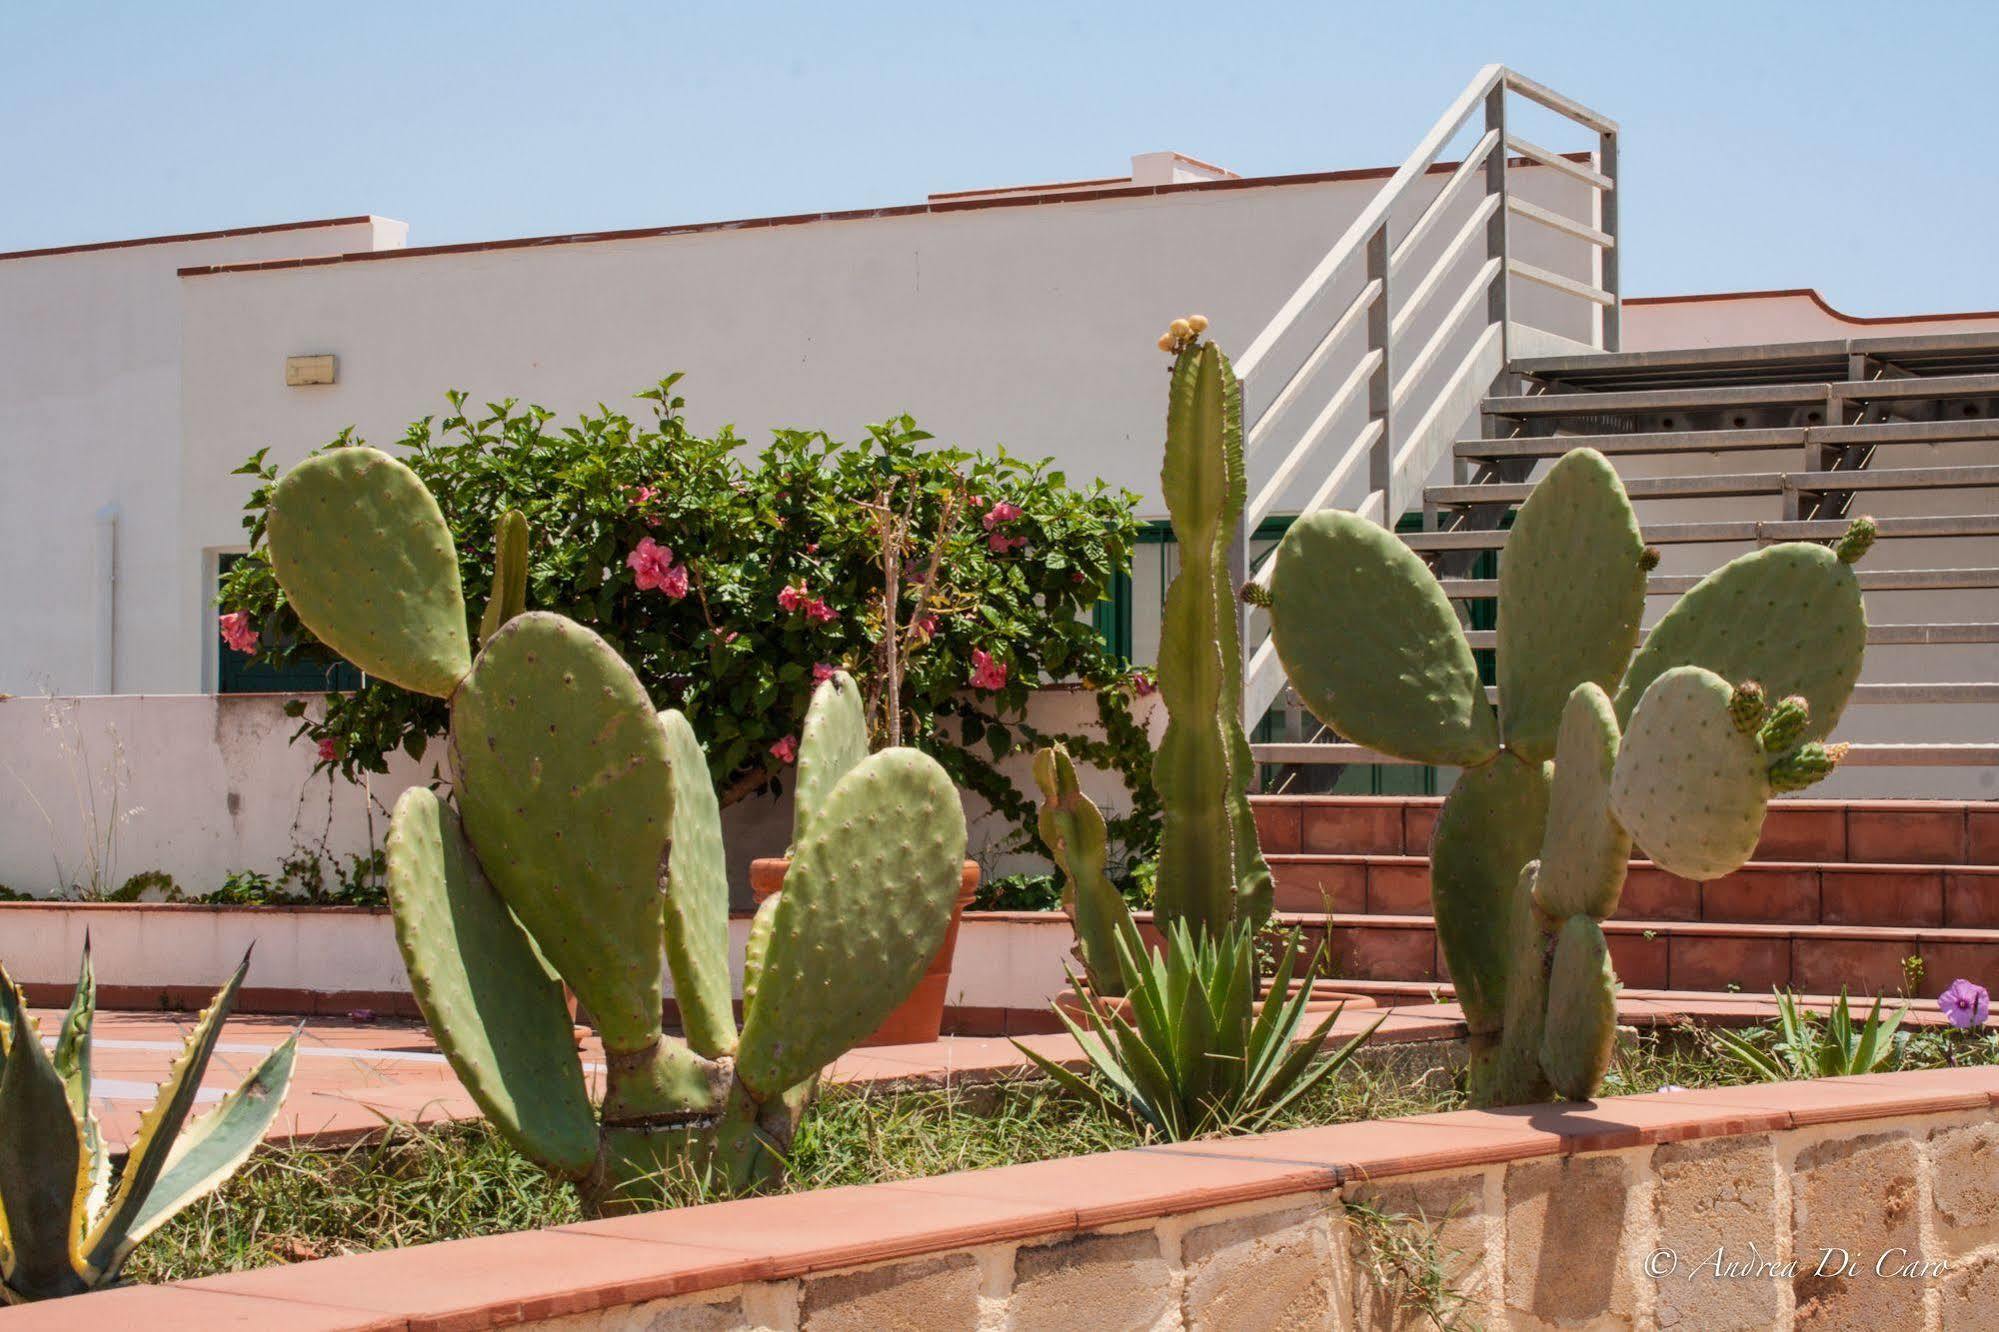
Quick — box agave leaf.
[0,960,21,1058]
[1245,965,1320,1101]
[101,1032,298,1272]
[1244,940,1302,1085]
[1009,1036,1118,1120]
[1711,1027,1787,1082]
[81,951,252,1275]
[52,942,95,1125]
[0,1001,92,1302]
[1255,1009,1387,1128]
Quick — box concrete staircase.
[1261,328,1999,795]
[1255,794,1999,1002]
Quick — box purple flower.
[1939,978,1989,1029]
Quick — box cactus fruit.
[1033,744,1136,997]
[1152,331,1272,938]
[0,945,298,1302]
[269,448,965,1213]
[1266,450,1872,1105]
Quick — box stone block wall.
[13,1068,1999,1330]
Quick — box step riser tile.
[1845,808,1968,865]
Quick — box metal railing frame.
[1230,65,1621,727]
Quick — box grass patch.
[128,1017,1999,1287]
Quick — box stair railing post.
[1484,82,1510,372]
[1598,125,1621,351]
[1366,222,1395,523]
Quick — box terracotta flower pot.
[748,857,980,1046]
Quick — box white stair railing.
[1232,66,1621,727]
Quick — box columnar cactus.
[1033,744,1135,996]
[266,446,965,1212]
[0,945,297,1302]
[1152,320,1273,939]
[1265,447,1872,1104]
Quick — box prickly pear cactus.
[1266,441,1876,1105]
[268,450,966,1213]
[1152,326,1272,939]
[1034,744,1136,997]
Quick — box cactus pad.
[383,787,596,1175]
[1538,915,1618,1100]
[1429,751,1551,1032]
[1268,511,1499,766]
[1495,449,1646,762]
[1615,541,1866,741]
[658,710,737,1059]
[794,670,869,846]
[1533,683,1631,920]
[1610,666,1769,881]
[1489,861,1555,1106]
[478,509,530,647]
[737,750,965,1096]
[450,612,672,1052]
[266,446,472,697]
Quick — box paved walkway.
[41,987,1952,1150]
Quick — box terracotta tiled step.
[1301,979,1974,1026]
[1269,854,1999,929]
[1252,795,1999,866]
[1288,911,1999,998]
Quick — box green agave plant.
[0,943,297,1303]
[1711,988,1907,1081]
[1016,916,1385,1140]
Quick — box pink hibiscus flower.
[218,611,259,655]
[969,649,1008,692]
[813,662,838,684]
[629,484,658,506]
[777,584,806,612]
[911,613,939,643]
[982,500,1023,531]
[769,735,799,764]
[805,598,839,624]
[625,537,687,598]
[987,532,1028,555]
[316,737,339,762]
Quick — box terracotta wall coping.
[0,901,389,915]
[10,1066,1996,1330]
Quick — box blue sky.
[5,2,1994,315]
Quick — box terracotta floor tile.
[1819,868,1945,927]
[1944,870,1999,927]
[1270,857,1367,913]
[1700,866,1821,924]
[1364,860,1433,915]
[1667,931,1791,991]
[1756,804,1846,861]
[1617,866,1699,921]
[1969,808,1999,866]
[1252,801,1304,853]
[1302,801,1406,855]
[1402,803,1441,850]
[1847,805,1966,864]
[1790,937,1918,996]
[1606,931,1671,989]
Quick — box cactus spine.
[267,446,965,1212]
[1266,447,1873,1105]
[1152,327,1272,939]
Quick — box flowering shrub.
[218,378,1156,862]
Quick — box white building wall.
[0,219,406,697]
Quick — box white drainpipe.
[93,503,118,694]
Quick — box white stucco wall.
[1624,290,1999,350]
[0,687,1156,900]
[170,163,1596,695]
[0,219,406,698]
